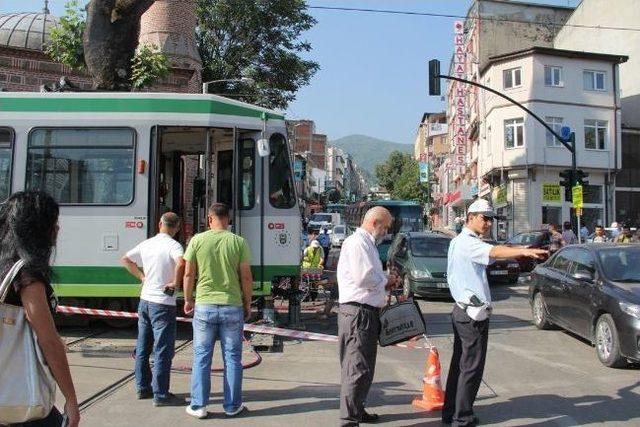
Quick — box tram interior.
[154,126,243,243]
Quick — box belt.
[343,301,380,312]
[456,302,492,312]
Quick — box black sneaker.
[153,393,185,407]
[137,390,153,400]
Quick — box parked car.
[506,230,552,272]
[529,244,640,367]
[387,232,452,299]
[330,225,346,247]
[483,239,520,284]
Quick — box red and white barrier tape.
[56,305,429,348]
[57,305,338,343]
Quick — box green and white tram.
[0,92,300,315]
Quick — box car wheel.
[532,292,552,330]
[595,314,627,368]
[403,275,414,299]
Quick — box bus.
[0,91,301,318]
[345,200,423,267]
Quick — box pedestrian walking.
[443,199,547,426]
[549,224,565,253]
[183,203,253,419]
[0,191,79,427]
[562,221,577,244]
[337,206,400,426]
[580,224,590,240]
[317,227,331,262]
[121,212,185,406]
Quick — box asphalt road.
[56,283,639,426]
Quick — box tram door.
[151,126,240,245]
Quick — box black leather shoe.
[442,415,479,426]
[361,411,379,423]
[153,393,185,407]
[137,390,153,400]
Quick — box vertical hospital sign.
[453,20,466,167]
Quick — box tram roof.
[0,92,285,120]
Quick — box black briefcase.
[378,298,426,347]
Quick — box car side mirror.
[398,247,407,258]
[573,271,594,283]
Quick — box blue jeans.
[190,304,244,412]
[135,300,177,400]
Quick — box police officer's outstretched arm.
[489,245,548,260]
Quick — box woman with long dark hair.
[1,191,79,426]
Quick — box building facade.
[553,0,640,226]
[441,0,575,235]
[479,47,627,237]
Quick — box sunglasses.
[480,215,495,222]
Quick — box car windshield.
[410,237,451,258]
[508,232,543,245]
[598,247,640,282]
[311,214,332,222]
[333,226,345,234]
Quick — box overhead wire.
[307,5,640,33]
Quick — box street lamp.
[202,77,255,94]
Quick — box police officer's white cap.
[468,199,495,217]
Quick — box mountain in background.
[329,134,413,185]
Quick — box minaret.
[139,0,202,93]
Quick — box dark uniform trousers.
[338,303,380,427]
[442,304,489,427]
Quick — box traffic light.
[559,169,574,202]
[428,59,441,96]
[575,169,589,186]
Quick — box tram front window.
[269,133,295,209]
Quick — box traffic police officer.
[443,199,548,426]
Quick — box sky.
[4,0,581,144]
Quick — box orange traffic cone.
[412,346,445,411]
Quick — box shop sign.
[419,162,429,183]
[542,184,561,203]
[492,184,507,207]
[453,20,466,166]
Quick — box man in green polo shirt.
[183,203,252,419]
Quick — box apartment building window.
[545,117,564,147]
[486,125,492,156]
[504,118,524,149]
[583,70,606,91]
[503,67,522,89]
[584,120,608,150]
[544,66,562,87]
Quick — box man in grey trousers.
[337,207,399,426]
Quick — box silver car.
[331,225,346,247]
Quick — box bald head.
[362,206,393,240]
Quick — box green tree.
[374,151,413,194]
[44,0,169,90]
[45,0,86,70]
[131,44,169,89]
[196,0,319,109]
[392,158,429,204]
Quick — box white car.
[331,225,346,247]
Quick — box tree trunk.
[84,0,156,90]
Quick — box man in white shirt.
[443,199,547,426]
[337,207,399,426]
[121,212,185,407]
